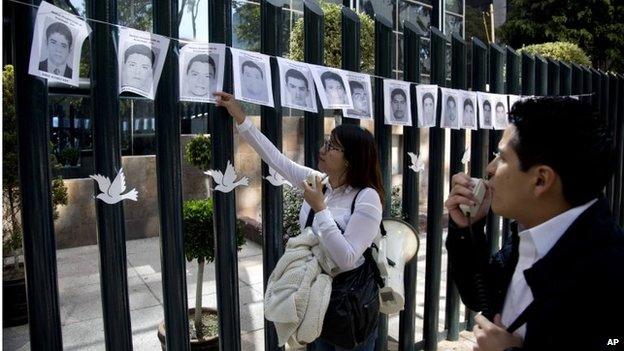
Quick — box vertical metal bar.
[373,12,393,351]
[607,73,617,210]
[304,0,324,169]
[591,68,602,115]
[399,21,424,351]
[90,0,134,348]
[521,53,535,96]
[547,59,560,96]
[617,75,624,227]
[599,72,610,203]
[341,6,361,126]
[209,0,241,348]
[610,74,622,221]
[583,67,592,105]
[465,37,488,331]
[423,27,447,351]
[535,55,548,96]
[260,1,284,350]
[559,62,572,96]
[12,1,63,348]
[486,43,504,256]
[571,64,583,96]
[502,46,520,246]
[444,33,466,342]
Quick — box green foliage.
[499,0,624,71]
[184,135,212,171]
[282,186,304,243]
[518,42,592,67]
[52,178,69,221]
[289,2,375,72]
[232,2,261,52]
[389,185,404,219]
[59,147,80,166]
[182,199,245,263]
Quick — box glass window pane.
[445,0,462,14]
[359,0,395,24]
[445,13,463,38]
[179,0,209,41]
[232,0,261,51]
[120,99,155,156]
[118,0,153,32]
[420,38,430,76]
[398,1,430,34]
[397,33,403,72]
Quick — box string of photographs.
[28,1,590,130]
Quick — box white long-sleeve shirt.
[236,118,383,273]
[500,198,598,339]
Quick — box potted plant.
[158,135,245,350]
[59,146,81,167]
[2,64,68,327]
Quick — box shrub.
[59,147,80,166]
[518,42,592,67]
[184,135,212,171]
[289,1,375,72]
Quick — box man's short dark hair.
[186,54,215,74]
[46,22,73,48]
[483,100,491,109]
[124,44,155,66]
[496,101,505,110]
[422,92,434,103]
[391,88,406,101]
[464,98,474,109]
[509,97,615,206]
[446,96,456,105]
[285,69,308,88]
[241,60,263,79]
[349,81,364,92]
[320,71,344,89]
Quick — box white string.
[9,0,597,99]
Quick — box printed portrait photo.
[277,57,317,112]
[179,43,225,103]
[493,96,509,130]
[477,92,494,129]
[460,91,477,130]
[121,44,155,93]
[231,48,274,107]
[309,65,353,109]
[440,88,460,129]
[416,84,438,127]
[343,72,373,120]
[383,79,412,126]
[39,20,75,79]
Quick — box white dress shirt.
[237,118,383,273]
[500,198,598,338]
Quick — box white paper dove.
[265,167,292,187]
[407,152,425,173]
[204,160,250,193]
[89,168,139,204]
[461,147,471,165]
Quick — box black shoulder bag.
[305,188,384,349]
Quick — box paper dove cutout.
[461,148,471,165]
[407,152,425,173]
[89,168,139,204]
[204,160,250,193]
[265,167,292,187]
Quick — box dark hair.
[483,100,491,109]
[241,60,264,79]
[349,81,364,92]
[124,44,155,65]
[46,22,73,48]
[186,54,215,74]
[331,125,385,207]
[446,96,456,105]
[422,92,434,103]
[320,71,344,89]
[508,97,615,206]
[391,88,406,101]
[495,101,505,110]
[285,69,308,88]
[463,98,474,109]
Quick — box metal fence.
[9,0,624,350]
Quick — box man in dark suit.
[445,97,624,350]
[39,22,73,78]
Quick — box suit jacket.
[446,198,624,350]
[39,60,72,78]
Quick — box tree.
[499,0,624,71]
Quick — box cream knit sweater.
[264,228,336,348]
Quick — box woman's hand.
[302,176,326,213]
[213,91,246,125]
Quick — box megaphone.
[373,218,420,315]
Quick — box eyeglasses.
[321,137,344,152]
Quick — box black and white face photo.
[347,81,369,116]
[390,88,408,121]
[461,94,476,129]
[284,68,311,108]
[39,21,74,78]
[184,54,217,97]
[121,44,154,93]
[321,71,348,105]
[241,60,268,102]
